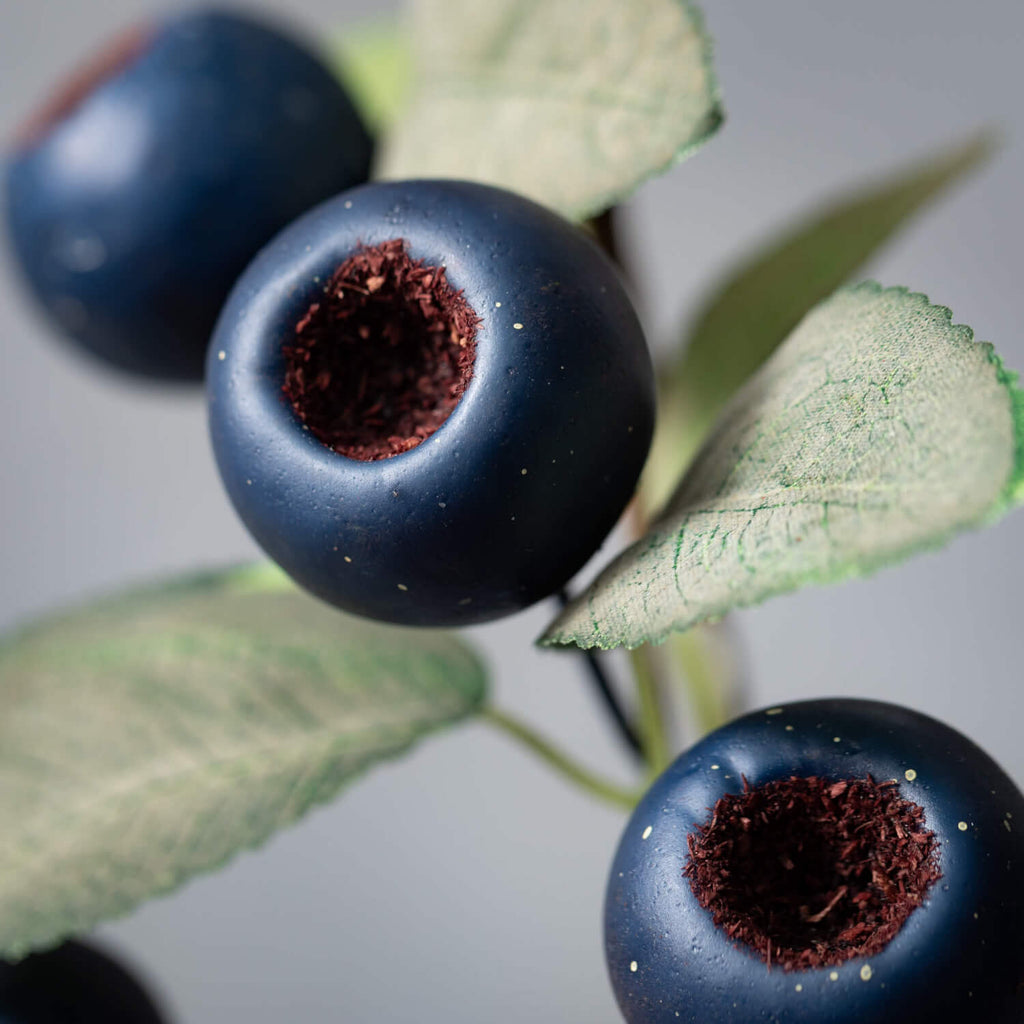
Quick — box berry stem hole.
[283,238,480,461]
[684,775,941,970]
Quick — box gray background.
[2,2,1023,1021]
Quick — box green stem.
[481,707,641,812]
[670,626,733,737]
[629,646,672,780]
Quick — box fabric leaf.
[543,284,1024,649]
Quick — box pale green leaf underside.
[0,567,486,957]
[377,0,722,220]
[641,133,995,513]
[332,19,413,133]
[543,284,1024,650]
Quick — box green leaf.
[331,18,414,133]
[542,284,1024,650]
[642,133,996,513]
[0,566,487,957]
[377,0,722,220]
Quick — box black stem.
[556,589,644,759]
[573,207,644,761]
[590,208,622,268]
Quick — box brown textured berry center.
[684,775,941,970]
[282,239,480,461]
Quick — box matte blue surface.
[606,699,1024,1023]
[5,9,372,380]
[207,180,655,626]
[0,941,164,1023]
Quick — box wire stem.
[482,707,641,811]
[589,207,625,272]
[556,590,644,759]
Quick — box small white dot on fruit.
[641,826,652,840]
[513,322,524,330]
[829,971,839,982]
[397,583,408,591]
[217,350,226,360]
[905,769,918,782]
[629,961,638,973]
[765,708,783,716]
[860,965,873,982]
[958,821,969,832]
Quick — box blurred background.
[1,1,1022,1021]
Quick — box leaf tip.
[949,125,1003,172]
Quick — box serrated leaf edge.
[0,568,486,957]
[539,282,1024,650]
[3,706,480,961]
[0,563,291,652]
[561,0,724,221]
[379,0,724,222]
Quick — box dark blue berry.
[605,699,1024,1024]
[4,9,372,381]
[0,941,165,1023]
[207,180,655,626]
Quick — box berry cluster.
[3,7,1022,1024]
[6,9,654,626]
